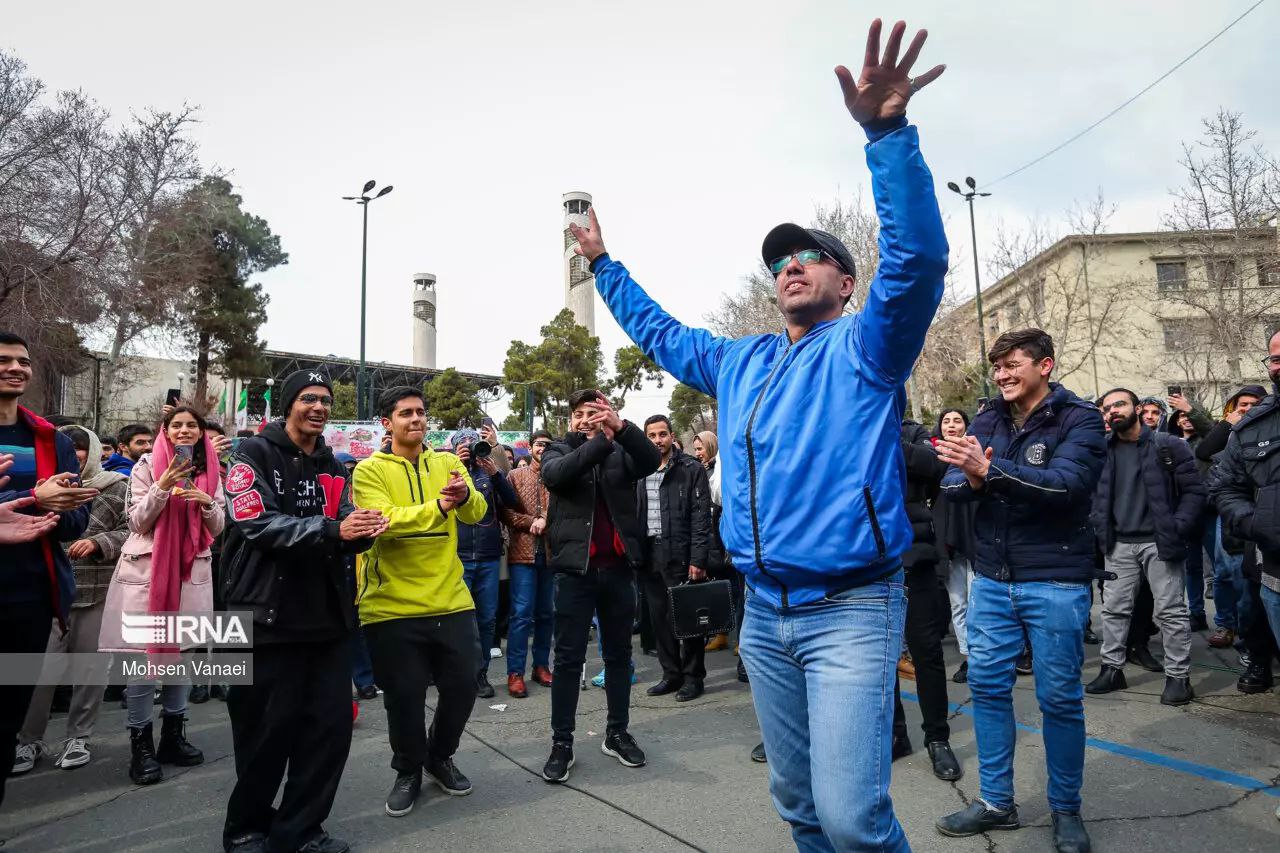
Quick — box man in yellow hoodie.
[352,386,489,820]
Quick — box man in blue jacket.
[0,331,94,809]
[566,20,948,850]
[935,328,1105,853]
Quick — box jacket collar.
[989,382,1079,428]
[1108,423,1152,447]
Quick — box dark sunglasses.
[298,393,334,407]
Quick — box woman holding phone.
[99,405,226,785]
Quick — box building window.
[1156,261,1187,292]
[1207,258,1237,289]
[1260,257,1280,288]
[1161,318,1211,351]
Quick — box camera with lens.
[472,440,492,459]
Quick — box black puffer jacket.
[900,421,947,569]
[542,423,662,574]
[635,448,712,576]
[220,422,373,642]
[1089,426,1205,562]
[1209,389,1280,590]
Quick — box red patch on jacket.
[318,473,345,520]
[231,490,265,521]
[225,463,255,494]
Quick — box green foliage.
[330,381,357,421]
[503,309,607,434]
[669,383,716,437]
[424,368,484,430]
[499,412,527,431]
[611,344,663,409]
[920,363,986,425]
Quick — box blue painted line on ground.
[899,690,1280,798]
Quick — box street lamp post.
[342,180,395,420]
[947,177,992,397]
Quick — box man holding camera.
[450,426,520,700]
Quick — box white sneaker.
[489,647,503,659]
[56,737,91,769]
[12,741,46,775]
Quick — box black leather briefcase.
[668,579,734,639]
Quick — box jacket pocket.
[863,486,887,559]
[1250,483,1280,553]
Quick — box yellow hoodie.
[352,447,489,624]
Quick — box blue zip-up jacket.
[590,121,948,607]
[456,463,519,563]
[940,384,1106,582]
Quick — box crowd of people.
[2,17,1278,853]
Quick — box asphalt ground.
[2,605,1277,852]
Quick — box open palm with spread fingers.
[835,19,945,125]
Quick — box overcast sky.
[10,0,1279,421]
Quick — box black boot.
[951,660,968,683]
[1127,644,1164,673]
[1160,676,1194,706]
[1236,661,1274,694]
[1085,665,1127,695]
[891,732,913,761]
[156,714,204,766]
[128,723,163,785]
[476,672,495,700]
[927,741,963,781]
[1051,812,1092,853]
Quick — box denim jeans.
[1213,521,1246,631]
[350,624,376,690]
[1183,511,1210,617]
[967,574,1091,814]
[463,559,502,676]
[739,572,908,853]
[1261,585,1280,649]
[507,551,555,676]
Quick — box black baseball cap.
[761,223,857,278]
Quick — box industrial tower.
[411,272,437,369]
[563,191,595,334]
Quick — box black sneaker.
[951,660,968,683]
[1189,613,1209,632]
[426,756,472,796]
[476,673,495,699]
[1051,812,1091,853]
[384,770,421,817]
[356,684,380,701]
[224,832,268,853]
[737,658,750,683]
[936,800,1020,837]
[601,731,646,768]
[295,832,350,853]
[750,742,767,763]
[542,742,574,783]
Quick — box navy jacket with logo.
[940,383,1106,583]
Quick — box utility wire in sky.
[984,0,1270,189]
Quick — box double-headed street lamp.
[947,177,992,398]
[343,179,394,420]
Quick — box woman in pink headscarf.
[99,404,225,785]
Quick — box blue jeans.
[739,573,908,852]
[462,559,501,676]
[967,574,1091,814]
[1212,521,1247,632]
[1261,586,1280,648]
[1183,512,1210,617]
[507,552,554,675]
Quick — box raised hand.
[584,401,624,440]
[156,455,194,491]
[34,473,98,513]
[835,19,945,125]
[439,472,470,511]
[568,208,607,263]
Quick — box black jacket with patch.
[1209,390,1280,589]
[219,421,373,642]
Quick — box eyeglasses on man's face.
[297,393,334,407]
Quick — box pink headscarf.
[148,427,219,618]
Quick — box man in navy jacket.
[936,328,1105,853]
[566,20,949,850]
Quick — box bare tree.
[707,191,880,338]
[1153,109,1280,400]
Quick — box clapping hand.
[439,472,470,512]
[835,19,945,126]
[339,509,388,541]
[935,435,993,489]
[0,497,58,545]
[583,401,624,440]
[34,473,98,513]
